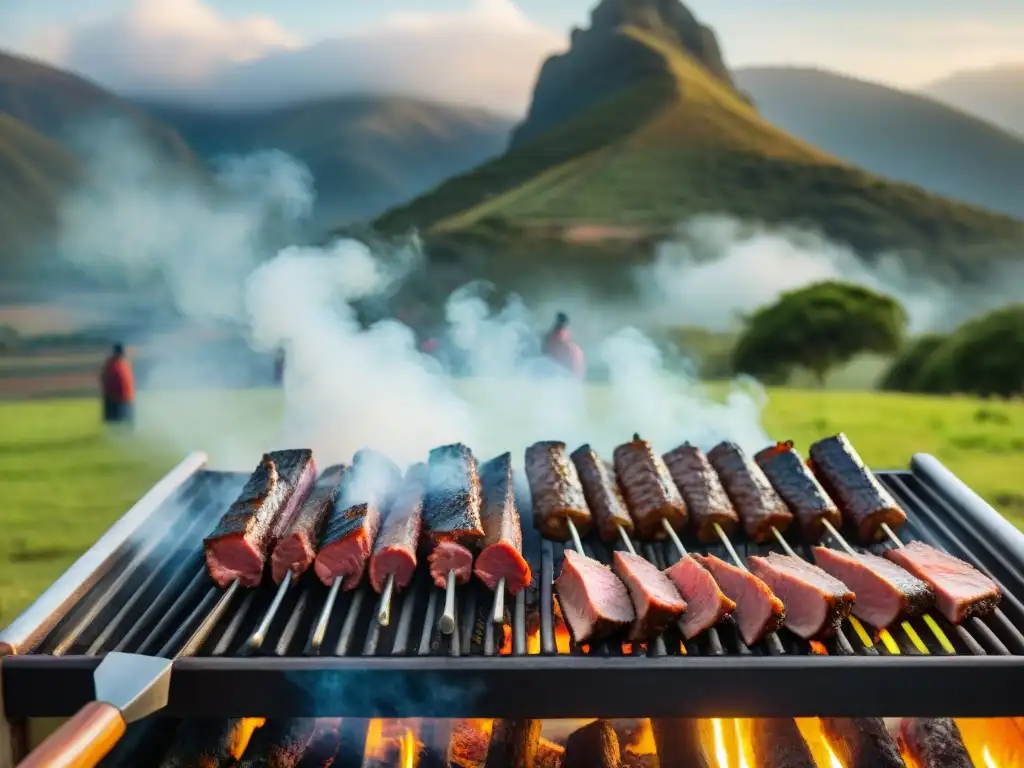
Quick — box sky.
[2,0,1022,113]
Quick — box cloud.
[36,0,564,114]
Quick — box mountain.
[924,65,1024,137]
[733,67,1024,219]
[375,0,1023,282]
[140,97,515,232]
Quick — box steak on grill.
[554,549,635,644]
[562,719,620,768]
[707,441,793,543]
[425,443,484,588]
[571,444,634,541]
[613,434,688,539]
[613,550,687,641]
[475,453,532,594]
[663,442,740,542]
[369,463,427,594]
[755,441,841,542]
[747,552,855,640]
[205,449,317,588]
[898,718,975,768]
[812,546,935,628]
[525,440,593,540]
[695,554,785,646]
[235,718,317,768]
[749,719,817,768]
[821,717,907,768]
[313,450,401,589]
[808,433,907,544]
[664,555,736,639]
[270,464,347,584]
[884,541,1001,624]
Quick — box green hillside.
[376,10,1023,280]
[735,66,1024,219]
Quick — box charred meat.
[205,449,317,588]
[899,718,976,768]
[695,554,785,646]
[663,442,740,542]
[525,440,592,540]
[554,549,635,644]
[571,444,634,541]
[614,434,688,539]
[664,555,736,639]
[562,719,621,768]
[821,718,907,768]
[755,441,841,542]
[475,453,532,595]
[369,463,427,594]
[808,433,907,544]
[747,552,855,640]
[813,546,934,628]
[271,465,347,584]
[425,443,484,588]
[708,441,793,543]
[613,550,687,641]
[884,541,1001,624]
[313,450,400,589]
[749,719,817,768]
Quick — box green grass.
[1,389,1023,629]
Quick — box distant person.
[543,312,586,379]
[100,343,135,426]
[274,348,286,386]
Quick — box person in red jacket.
[543,312,586,379]
[100,343,135,426]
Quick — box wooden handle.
[17,702,126,768]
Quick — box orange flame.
[733,720,751,768]
[809,641,828,655]
[625,719,658,755]
[400,729,416,768]
[956,718,1023,768]
[712,718,730,768]
[527,628,541,655]
[499,624,512,655]
[552,601,572,654]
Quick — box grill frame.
[3,452,1024,721]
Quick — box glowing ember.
[500,624,512,655]
[712,718,730,768]
[552,601,572,653]
[826,743,844,768]
[982,745,998,768]
[527,629,541,654]
[625,719,657,755]
[400,729,416,768]
[809,641,828,655]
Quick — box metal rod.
[565,517,585,554]
[617,525,637,555]
[713,522,745,567]
[246,576,292,653]
[492,577,506,625]
[309,577,344,655]
[377,573,396,627]
[662,518,688,557]
[171,579,241,659]
[439,569,458,635]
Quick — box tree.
[880,333,947,392]
[916,304,1024,397]
[731,281,907,385]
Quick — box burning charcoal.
[651,718,713,768]
[821,717,907,768]
[749,719,816,768]
[898,718,975,768]
[450,721,492,767]
[535,738,566,768]
[158,718,267,768]
[236,719,317,768]
[484,719,543,768]
[562,719,621,768]
[418,720,454,768]
[297,719,343,768]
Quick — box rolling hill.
[733,67,1024,219]
[924,64,1024,137]
[375,0,1023,281]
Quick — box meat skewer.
[663,441,740,542]
[372,463,428,627]
[613,433,688,539]
[707,440,793,543]
[571,444,634,541]
[525,440,592,541]
[475,453,532,625]
[754,440,841,542]
[424,443,485,635]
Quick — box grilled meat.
[813,546,934,628]
[808,433,907,544]
[562,719,620,768]
[525,440,593,540]
[571,444,634,541]
[205,450,317,588]
[664,555,736,639]
[475,453,532,594]
[695,554,785,646]
[749,719,817,768]
[484,719,543,768]
[747,553,855,639]
[898,718,976,768]
[613,434,688,539]
[884,541,1001,624]
[821,718,907,768]
[159,718,266,768]
[555,549,635,644]
[755,441,841,542]
[663,442,740,543]
[425,443,484,588]
[236,719,317,768]
[708,441,793,543]
[271,465,347,584]
[369,463,427,594]
[613,550,687,641]
[313,450,401,589]
[651,719,713,768]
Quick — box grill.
[3,449,1024,763]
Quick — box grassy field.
[1,388,1022,630]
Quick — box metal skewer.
[439,569,458,635]
[246,574,293,652]
[377,573,396,627]
[492,577,507,625]
[617,524,637,555]
[565,516,585,554]
[308,576,344,655]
